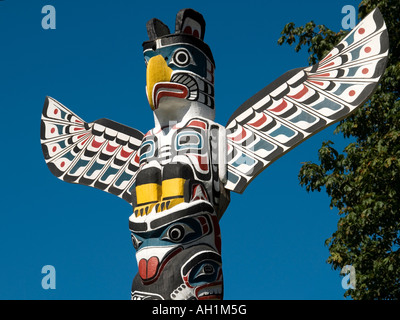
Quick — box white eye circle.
[161,223,195,243]
[173,49,191,67]
[169,226,183,241]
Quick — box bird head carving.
[143,9,215,123]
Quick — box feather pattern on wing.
[41,96,144,203]
[225,8,389,193]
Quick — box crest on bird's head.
[142,9,215,119]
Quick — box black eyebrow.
[150,202,214,229]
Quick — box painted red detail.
[364,47,371,53]
[192,184,209,201]
[54,109,58,115]
[134,153,140,164]
[308,80,324,86]
[74,127,84,131]
[320,53,332,63]
[60,161,65,168]
[187,120,207,130]
[147,257,159,279]
[106,142,118,152]
[269,99,288,113]
[362,68,369,74]
[201,218,209,234]
[288,85,309,100]
[358,28,365,34]
[196,155,209,171]
[349,90,356,97]
[183,26,192,35]
[138,257,159,280]
[91,139,103,148]
[228,127,246,142]
[51,128,56,134]
[319,61,335,70]
[154,83,189,109]
[81,138,89,146]
[197,216,209,234]
[138,259,147,280]
[141,248,183,285]
[248,113,267,128]
[120,148,132,158]
[52,146,57,152]
[193,30,200,38]
[312,73,330,77]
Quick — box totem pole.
[40,8,389,299]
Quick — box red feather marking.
[120,148,133,158]
[248,113,267,128]
[311,73,330,77]
[106,142,118,152]
[319,61,335,70]
[269,99,288,112]
[308,80,324,86]
[320,53,332,63]
[288,85,309,100]
[91,138,103,148]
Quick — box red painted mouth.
[153,82,189,109]
[137,247,183,284]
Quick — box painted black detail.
[136,166,161,186]
[163,163,194,181]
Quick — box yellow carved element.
[155,198,185,213]
[136,183,161,205]
[161,178,185,199]
[134,203,157,217]
[134,178,187,216]
[146,55,173,110]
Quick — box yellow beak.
[146,55,173,110]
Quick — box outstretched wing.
[41,96,144,204]
[225,8,389,193]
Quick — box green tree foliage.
[278,0,400,299]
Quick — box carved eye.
[162,224,194,243]
[171,48,194,67]
[196,264,215,277]
[131,233,143,250]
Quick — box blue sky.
[0,0,361,299]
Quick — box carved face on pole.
[142,9,216,126]
[129,9,226,300]
[130,202,223,300]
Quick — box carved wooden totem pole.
[41,8,389,299]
